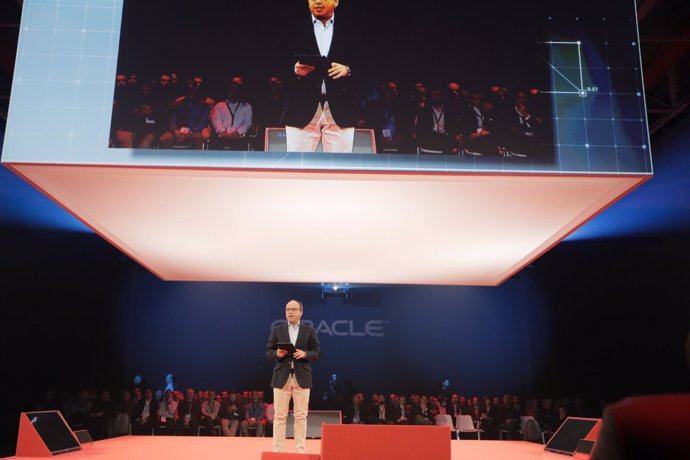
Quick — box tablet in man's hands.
[277,342,297,354]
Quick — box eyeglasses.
[286,308,301,312]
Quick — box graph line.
[540,56,583,92]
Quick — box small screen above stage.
[2,0,651,175]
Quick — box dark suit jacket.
[134,399,158,423]
[460,104,486,138]
[448,403,463,420]
[266,322,321,389]
[342,403,370,424]
[176,399,201,420]
[416,104,461,140]
[282,15,361,129]
[389,403,412,424]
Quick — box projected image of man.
[283,0,359,153]
[266,300,321,453]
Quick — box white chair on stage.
[456,415,481,440]
[435,414,453,428]
[520,416,546,444]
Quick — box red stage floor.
[6,435,580,460]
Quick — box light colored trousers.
[273,374,310,453]
[285,102,355,153]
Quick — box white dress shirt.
[312,14,334,95]
[288,321,300,369]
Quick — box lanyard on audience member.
[432,108,445,133]
[227,101,240,126]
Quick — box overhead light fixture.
[321,283,350,299]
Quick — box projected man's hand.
[328,62,350,79]
[295,62,317,77]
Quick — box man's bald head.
[309,0,339,23]
[287,299,303,312]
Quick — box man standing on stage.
[266,300,321,453]
[283,0,359,153]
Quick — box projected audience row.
[111,73,553,159]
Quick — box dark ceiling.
[639,0,690,137]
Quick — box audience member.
[372,393,392,425]
[448,394,463,420]
[390,394,411,425]
[200,390,221,435]
[504,91,547,159]
[461,91,496,156]
[537,397,558,436]
[113,390,136,436]
[343,393,368,424]
[158,390,178,436]
[265,401,275,437]
[501,394,520,440]
[220,391,243,437]
[361,81,411,152]
[412,395,435,425]
[240,391,265,437]
[175,388,201,435]
[87,390,115,440]
[479,397,499,439]
[113,82,160,148]
[132,388,157,435]
[159,77,211,149]
[210,78,253,150]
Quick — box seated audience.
[372,393,392,424]
[220,391,244,436]
[210,78,253,150]
[87,390,115,440]
[501,394,521,440]
[114,82,160,149]
[389,394,411,425]
[415,87,462,154]
[159,77,211,149]
[343,393,368,424]
[448,394,463,420]
[478,397,499,439]
[265,401,275,437]
[255,76,286,150]
[175,388,200,436]
[504,91,548,160]
[200,390,221,435]
[158,390,178,436]
[132,388,157,435]
[461,92,498,156]
[240,391,265,437]
[412,395,435,425]
[361,82,411,153]
[537,397,558,436]
[113,390,136,436]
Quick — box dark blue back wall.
[120,273,552,400]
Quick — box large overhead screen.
[3,0,651,175]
